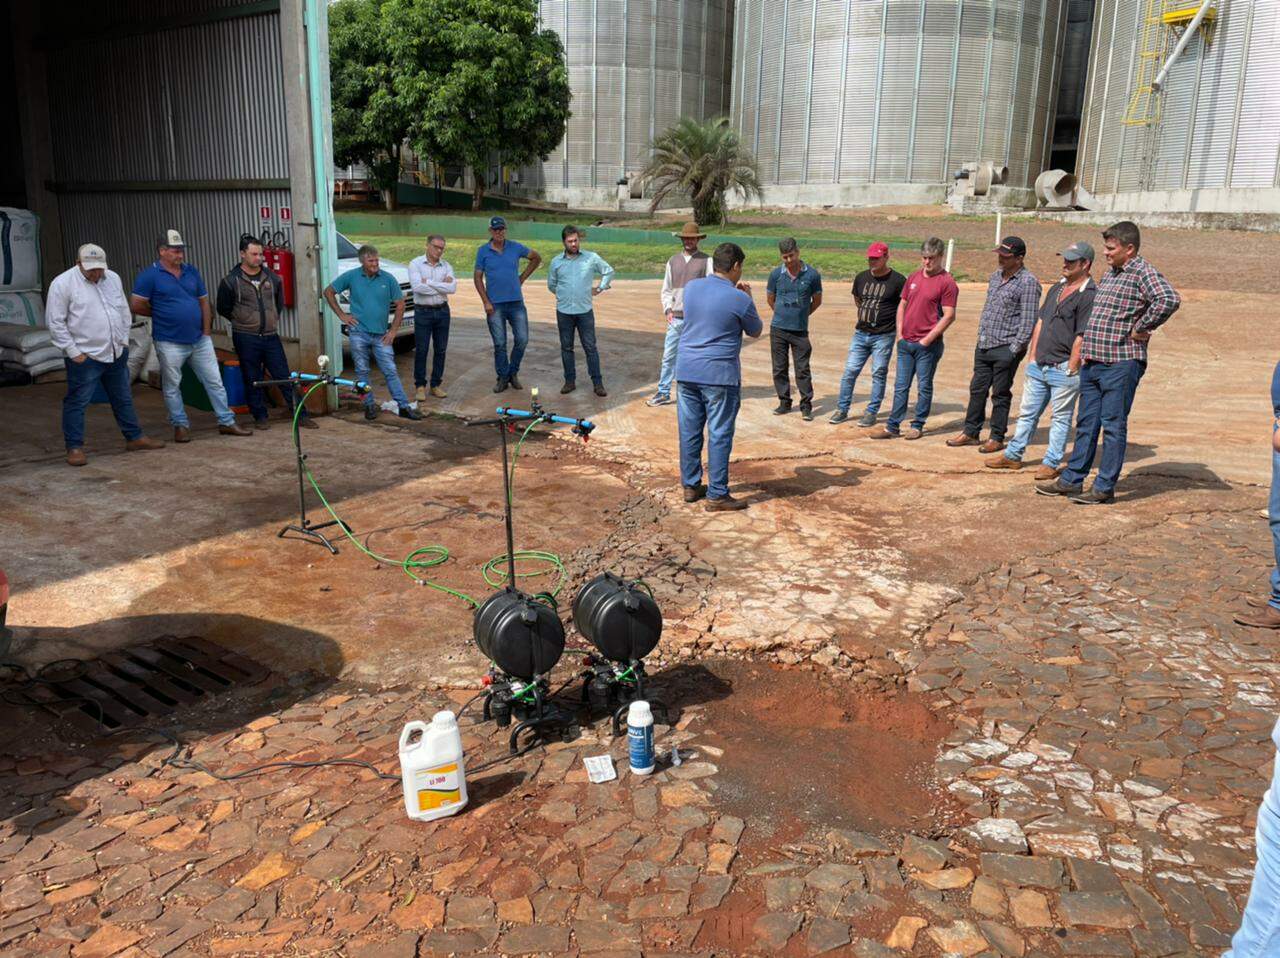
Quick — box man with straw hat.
[646,221,712,407]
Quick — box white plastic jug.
[399,710,468,822]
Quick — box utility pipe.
[1152,0,1214,92]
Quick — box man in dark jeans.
[766,238,822,421]
[947,236,1040,454]
[216,235,315,430]
[1037,221,1180,504]
[408,233,456,401]
[547,225,614,396]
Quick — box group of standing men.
[664,219,1180,511]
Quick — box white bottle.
[399,710,468,822]
[627,700,655,776]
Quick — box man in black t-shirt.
[831,242,906,426]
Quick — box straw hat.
[672,221,707,240]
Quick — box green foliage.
[329,0,412,210]
[641,117,764,228]
[384,0,571,209]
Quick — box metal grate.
[14,636,269,733]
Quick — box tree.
[386,0,571,210]
[641,117,764,227]
[329,0,413,211]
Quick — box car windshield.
[336,232,359,259]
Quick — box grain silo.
[1076,1,1280,214]
[522,0,736,207]
[729,0,1068,207]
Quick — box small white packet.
[583,754,617,784]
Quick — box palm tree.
[641,117,763,227]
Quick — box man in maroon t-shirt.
[870,236,959,440]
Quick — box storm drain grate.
[15,635,270,733]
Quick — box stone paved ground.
[1,497,1275,957]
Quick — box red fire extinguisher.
[263,231,296,308]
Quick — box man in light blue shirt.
[547,225,614,396]
[675,242,762,511]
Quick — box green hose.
[290,382,567,607]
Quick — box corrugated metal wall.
[40,1,299,337]
[1078,0,1280,199]
[730,0,1067,190]
[526,0,735,193]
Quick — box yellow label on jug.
[415,762,461,812]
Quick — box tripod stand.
[254,371,370,554]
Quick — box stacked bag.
[0,208,52,384]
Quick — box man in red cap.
[831,241,904,426]
[947,236,1040,453]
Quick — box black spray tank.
[572,572,662,663]
[473,589,565,680]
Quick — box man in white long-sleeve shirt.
[46,244,165,467]
[407,234,457,401]
[646,222,713,407]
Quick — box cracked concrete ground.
[1,216,1278,955]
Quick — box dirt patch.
[698,660,951,837]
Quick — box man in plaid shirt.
[947,236,1040,453]
[1037,221,1180,504]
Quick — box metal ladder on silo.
[1123,1,1218,127]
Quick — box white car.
[335,232,416,353]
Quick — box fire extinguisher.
[263,230,296,308]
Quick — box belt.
[414,300,448,308]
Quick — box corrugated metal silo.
[1077,1,1280,213]
[526,0,735,206]
[730,0,1068,206]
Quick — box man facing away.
[1234,360,1280,631]
[675,242,763,512]
[831,241,904,426]
[947,236,1040,454]
[216,235,315,431]
[869,237,958,441]
[647,222,712,407]
[985,242,1096,478]
[323,244,423,422]
[1036,220,1180,505]
[766,237,822,421]
[407,233,456,402]
[547,225,614,397]
[130,229,252,442]
[46,243,165,466]
[474,215,541,393]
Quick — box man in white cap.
[130,229,252,442]
[46,244,166,466]
[647,222,713,407]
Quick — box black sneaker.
[1035,477,1083,497]
[857,411,877,427]
[399,406,424,421]
[1070,486,1114,505]
[364,405,379,421]
[800,407,813,422]
[508,374,523,390]
[494,377,508,393]
[772,402,792,416]
[828,409,849,425]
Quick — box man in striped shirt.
[1036,221,1180,505]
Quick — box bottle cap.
[432,710,457,729]
[627,700,652,725]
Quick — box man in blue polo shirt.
[324,244,422,421]
[766,237,823,420]
[474,216,542,393]
[676,242,762,512]
[130,229,251,442]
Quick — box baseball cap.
[160,229,186,248]
[994,236,1027,257]
[1060,241,1095,262]
[78,243,108,269]
[866,242,890,259]
[489,216,507,230]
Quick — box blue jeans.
[1224,717,1280,957]
[1061,359,1146,494]
[348,327,412,409]
[1003,361,1081,468]
[1270,443,1280,612]
[413,304,450,387]
[656,317,684,397]
[232,331,300,423]
[486,302,528,380]
[885,338,945,433]
[556,309,603,385]
[677,382,740,500]
[836,330,894,415]
[155,336,235,428]
[63,348,143,449]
